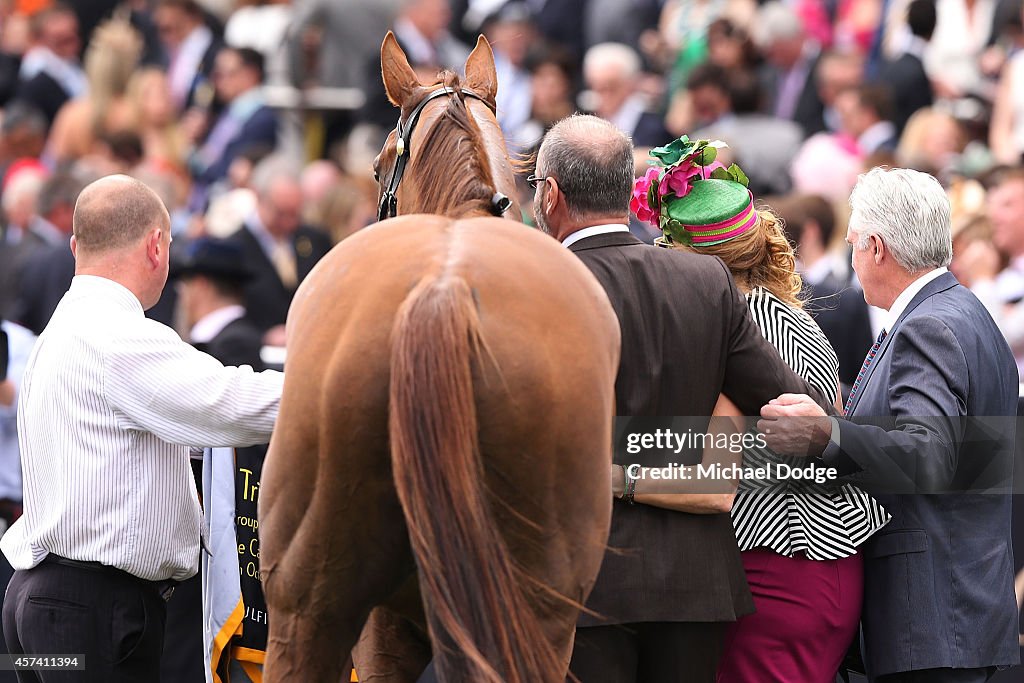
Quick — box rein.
[377,87,513,221]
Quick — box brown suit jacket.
[570,231,820,625]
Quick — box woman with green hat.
[632,136,890,682]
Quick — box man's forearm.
[0,379,14,408]
[616,464,737,514]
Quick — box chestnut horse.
[259,34,620,683]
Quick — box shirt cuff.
[821,417,861,475]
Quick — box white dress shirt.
[189,304,246,345]
[169,25,213,109]
[1,276,283,581]
[561,223,630,249]
[881,267,948,334]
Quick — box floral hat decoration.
[631,136,754,247]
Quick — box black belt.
[41,554,178,602]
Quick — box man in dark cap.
[174,236,264,370]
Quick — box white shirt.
[190,304,246,345]
[18,46,87,98]
[561,223,629,249]
[169,25,213,109]
[27,216,65,248]
[800,256,835,287]
[245,210,286,264]
[882,267,948,334]
[608,94,647,141]
[857,120,896,155]
[2,276,283,581]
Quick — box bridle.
[377,86,513,222]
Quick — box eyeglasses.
[527,175,549,189]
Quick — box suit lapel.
[292,228,318,280]
[849,272,959,415]
[240,223,292,295]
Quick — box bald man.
[0,176,283,682]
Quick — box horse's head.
[373,32,522,222]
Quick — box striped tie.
[844,329,887,416]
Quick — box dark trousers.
[2,561,167,683]
[569,621,729,683]
[876,668,998,683]
[159,573,203,682]
[0,547,17,683]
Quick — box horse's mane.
[408,71,500,219]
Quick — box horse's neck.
[404,98,520,221]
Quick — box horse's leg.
[261,501,418,682]
[351,597,431,683]
[261,405,415,682]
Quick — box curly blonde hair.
[676,206,804,308]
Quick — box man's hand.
[758,393,831,457]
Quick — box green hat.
[630,136,754,247]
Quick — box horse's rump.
[260,216,619,681]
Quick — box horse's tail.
[389,272,562,683]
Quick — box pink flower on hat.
[631,166,661,225]
[659,161,701,199]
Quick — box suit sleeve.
[823,314,966,492]
[718,257,828,415]
[199,109,279,186]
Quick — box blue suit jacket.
[824,272,1020,677]
[194,105,278,188]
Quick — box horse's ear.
[381,31,420,107]
[464,35,498,108]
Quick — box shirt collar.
[245,210,280,260]
[394,18,436,65]
[227,88,265,120]
[178,25,213,62]
[28,216,65,247]
[609,94,647,139]
[68,275,144,315]
[561,223,629,249]
[190,304,246,344]
[858,120,896,154]
[883,267,948,333]
[801,256,834,286]
[895,29,929,60]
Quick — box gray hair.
[1,169,45,215]
[753,2,803,47]
[37,173,84,219]
[848,167,952,272]
[583,43,641,80]
[537,115,634,218]
[251,154,302,196]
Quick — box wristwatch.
[622,465,637,505]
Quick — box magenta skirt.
[716,548,863,683]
